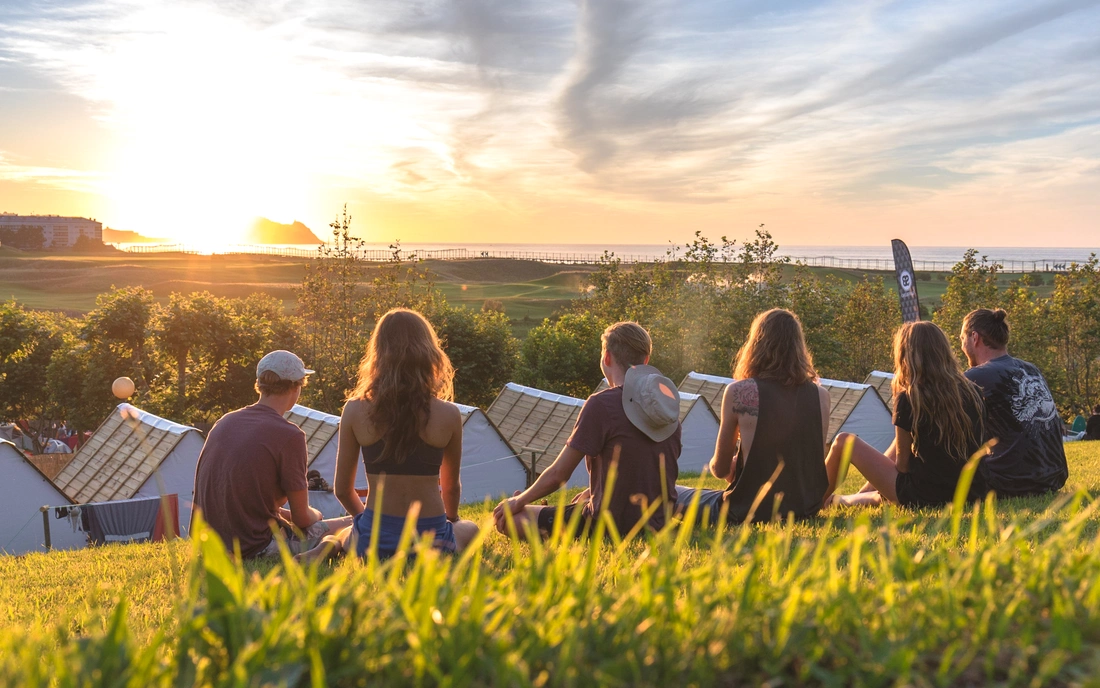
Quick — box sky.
[0,0,1098,247]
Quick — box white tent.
[677,394,721,474]
[864,370,895,410]
[284,404,366,518]
[454,404,527,503]
[53,404,205,536]
[678,371,895,453]
[486,383,589,489]
[592,379,720,475]
[0,440,86,554]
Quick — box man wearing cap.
[193,350,352,558]
[493,322,682,538]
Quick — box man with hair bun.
[493,321,683,538]
[961,308,1068,496]
[193,350,352,558]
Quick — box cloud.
[0,0,1098,242]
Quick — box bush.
[518,312,607,397]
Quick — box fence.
[119,243,1088,273]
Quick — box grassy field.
[1,442,1099,685]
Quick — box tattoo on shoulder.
[727,380,759,417]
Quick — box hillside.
[1,442,1098,685]
[101,228,168,244]
[242,217,323,244]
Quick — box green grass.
[1,443,1099,685]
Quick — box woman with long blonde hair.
[299,308,478,561]
[823,321,988,507]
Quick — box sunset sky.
[1,0,1098,247]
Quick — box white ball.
[112,376,136,399]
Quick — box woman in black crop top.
[822,321,988,508]
[297,309,479,562]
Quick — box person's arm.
[493,445,585,520]
[334,401,365,517]
[438,404,463,521]
[284,490,322,529]
[710,381,752,482]
[894,427,913,473]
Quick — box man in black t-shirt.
[961,309,1067,496]
[1086,405,1100,441]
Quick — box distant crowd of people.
[190,305,1076,562]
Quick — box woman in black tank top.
[676,309,831,525]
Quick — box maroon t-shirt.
[192,404,309,558]
[567,386,681,534]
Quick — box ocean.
[115,241,1099,269]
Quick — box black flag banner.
[891,239,921,322]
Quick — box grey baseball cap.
[256,350,314,381]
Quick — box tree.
[0,225,45,250]
[518,312,607,398]
[933,250,1001,361]
[0,302,71,450]
[48,286,158,431]
[433,305,519,408]
[829,278,899,382]
[297,207,445,413]
[1046,257,1100,415]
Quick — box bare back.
[337,397,462,518]
[711,379,831,482]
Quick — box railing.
[118,244,1090,273]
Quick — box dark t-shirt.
[192,404,309,558]
[567,386,681,535]
[965,355,1068,496]
[893,387,986,506]
[1086,415,1100,441]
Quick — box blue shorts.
[352,509,457,560]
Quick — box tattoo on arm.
[727,380,759,417]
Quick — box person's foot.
[294,535,343,564]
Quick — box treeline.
[2,219,1097,440]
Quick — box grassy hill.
[1,442,1099,685]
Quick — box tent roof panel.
[864,370,895,409]
[487,384,584,474]
[53,404,201,504]
[284,405,340,467]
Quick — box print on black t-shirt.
[964,355,1068,496]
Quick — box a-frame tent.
[864,370,895,410]
[0,440,85,554]
[592,379,720,474]
[454,404,527,503]
[678,371,731,410]
[678,371,895,453]
[486,383,589,489]
[53,404,205,536]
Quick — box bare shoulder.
[724,379,759,417]
[342,397,368,419]
[432,398,463,426]
[815,383,832,409]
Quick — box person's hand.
[570,488,590,505]
[493,497,524,531]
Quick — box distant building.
[0,213,103,248]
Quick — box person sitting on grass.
[675,308,832,525]
[824,321,988,508]
[1087,405,1100,442]
[961,308,1068,495]
[192,350,352,558]
[298,309,478,563]
[492,321,682,539]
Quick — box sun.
[99,5,312,246]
